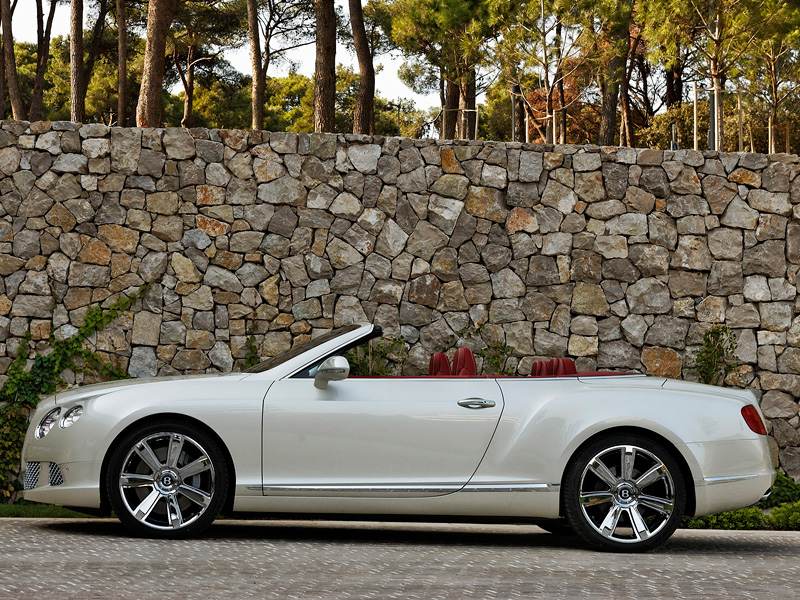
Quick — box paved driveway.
[1,518,799,599]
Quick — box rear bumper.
[693,471,775,516]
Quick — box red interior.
[428,352,452,377]
[452,348,478,377]
[353,349,629,378]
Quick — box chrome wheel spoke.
[627,506,651,540]
[621,446,636,481]
[589,458,619,488]
[135,440,163,474]
[636,462,667,489]
[167,495,184,529]
[599,504,622,537]
[639,494,674,515]
[580,491,614,507]
[165,434,184,469]
[578,443,678,545]
[178,484,212,508]
[179,456,212,479]
[133,489,162,523]
[118,431,219,532]
[120,473,155,488]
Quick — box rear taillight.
[741,405,767,435]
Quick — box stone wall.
[0,119,799,476]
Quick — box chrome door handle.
[458,398,496,409]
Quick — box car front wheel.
[106,421,228,538]
[563,434,685,552]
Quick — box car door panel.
[261,378,504,497]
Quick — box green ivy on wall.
[0,286,148,503]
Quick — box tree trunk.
[116,0,127,126]
[618,34,638,148]
[598,53,624,145]
[0,35,5,119]
[179,45,196,128]
[70,0,85,122]
[136,0,178,127]
[29,0,57,121]
[513,84,525,142]
[459,70,476,140]
[247,0,264,130]
[597,17,630,146]
[1,0,24,119]
[555,18,566,144]
[349,0,374,134]
[769,61,779,154]
[557,78,566,143]
[442,77,459,139]
[545,88,554,144]
[713,71,724,151]
[665,65,683,107]
[81,0,108,104]
[313,0,336,132]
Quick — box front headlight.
[35,408,61,439]
[60,406,83,428]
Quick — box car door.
[261,377,504,497]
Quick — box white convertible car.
[22,323,774,552]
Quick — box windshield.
[244,324,361,373]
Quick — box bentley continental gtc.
[22,323,774,552]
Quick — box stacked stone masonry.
[0,120,799,477]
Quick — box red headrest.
[452,347,478,377]
[428,352,452,377]
[554,358,577,377]
[530,360,551,377]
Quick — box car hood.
[54,373,249,405]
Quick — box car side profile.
[22,323,774,552]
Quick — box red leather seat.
[428,352,452,377]
[530,360,551,377]
[452,347,478,377]
[530,358,577,377]
[554,358,577,377]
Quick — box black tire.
[563,434,685,552]
[106,420,228,538]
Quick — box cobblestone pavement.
[1,518,799,599]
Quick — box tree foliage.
[4,0,800,144]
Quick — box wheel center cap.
[615,483,638,506]
[155,469,181,494]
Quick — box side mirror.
[314,356,350,390]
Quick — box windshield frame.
[245,324,362,374]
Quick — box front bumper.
[22,460,102,508]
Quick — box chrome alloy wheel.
[117,432,216,531]
[577,444,676,544]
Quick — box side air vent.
[24,462,41,490]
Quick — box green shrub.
[767,501,800,530]
[695,324,738,385]
[760,471,800,509]
[0,287,147,503]
[682,507,766,530]
[344,337,407,376]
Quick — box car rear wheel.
[106,421,228,538]
[563,434,685,552]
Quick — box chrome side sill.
[246,483,560,497]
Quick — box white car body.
[22,323,774,551]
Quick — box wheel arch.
[99,412,238,517]
[557,425,696,518]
